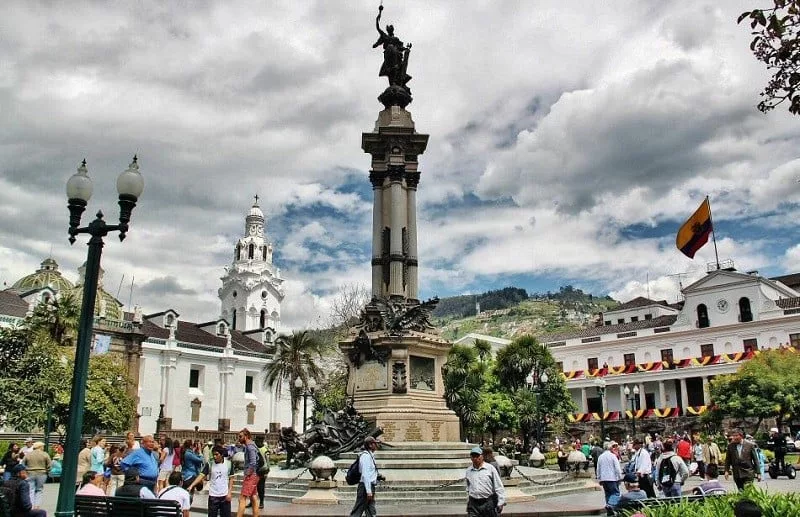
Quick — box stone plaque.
[406,421,422,441]
[430,421,442,442]
[356,361,388,391]
[409,355,435,391]
[382,421,397,441]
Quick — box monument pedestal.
[341,330,460,442]
[292,480,340,505]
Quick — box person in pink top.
[76,471,106,496]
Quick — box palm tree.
[28,292,80,347]
[443,345,485,439]
[474,339,492,363]
[262,331,328,429]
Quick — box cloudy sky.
[2,1,799,329]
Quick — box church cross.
[254,194,259,205]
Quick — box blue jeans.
[662,483,682,497]
[600,481,620,505]
[28,474,47,507]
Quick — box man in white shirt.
[20,438,34,457]
[188,446,233,517]
[465,446,506,516]
[158,471,191,517]
[630,438,655,498]
[349,436,381,517]
[596,442,623,507]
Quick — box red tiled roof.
[139,319,270,354]
[0,290,29,318]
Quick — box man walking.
[188,446,233,517]
[236,428,260,517]
[655,439,689,497]
[630,438,655,498]
[120,434,160,492]
[596,442,623,507]
[465,446,506,517]
[350,436,381,517]
[725,429,761,490]
[703,436,721,470]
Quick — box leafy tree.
[708,348,800,432]
[739,1,800,115]
[78,354,137,433]
[28,292,80,347]
[310,357,349,418]
[475,390,518,442]
[262,330,329,429]
[443,345,486,438]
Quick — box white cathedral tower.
[219,197,284,337]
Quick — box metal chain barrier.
[265,468,310,489]
[376,477,467,492]
[513,465,574,486]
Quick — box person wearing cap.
[20,438,34,457]
[22,442,51,509]
[120,434,160,491]
[724,429,761,491]
[629,438,654,498]
[619,478,647,507]
[114,467,156,499]
[3,464,46,517]
[187,446,234,517]
[465,446,505,516]
[596,442,623,507]
[349,436,381,517]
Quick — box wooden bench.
[75,495,181,517]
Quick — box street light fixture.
[623,384,640,437]
[525,370,550,447]
[294,376,317,433]
[593,378,607,441]
[55,157,143,517]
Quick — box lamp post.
[624,384,640,437]
[525,370,549,448]
[294,376,317,433]
[593,378,607,441]
[55,157,143,517]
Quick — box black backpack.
[659,456,678,487]
[345,455,361,485]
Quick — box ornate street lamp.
[294,376,317,433]
[593,378,607,441]
[525,370,549,447]
[55,157,143,517]
[624,384,640,437]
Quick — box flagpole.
[706,195,721,270]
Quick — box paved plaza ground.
[33,473,800,516]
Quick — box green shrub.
[622,487,800,517]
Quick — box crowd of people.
[0,428,271,517]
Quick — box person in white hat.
[20,438,34,456]
[465,446,506,516]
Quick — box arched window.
[697,304,710,328]
[739,297,753,322]
[232,309,237,330]
[261,246,266,261]
[260,309,267,329]
[248,243,255,259]
[235,245,241,261]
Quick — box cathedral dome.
[248,203,264,219]
[69,262,124,320]
[11,258,75,293]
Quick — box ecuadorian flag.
[676,198,712,258]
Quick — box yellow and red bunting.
[653,407,680,418]
[624,409,653,419]
[686,406,707,415]
[691,354,720,366]
[585,367,608,378]
[568,413,592,423]
[563,370,583,380]
[722,352,743,363]
[637,362,663,372]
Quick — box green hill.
[432,285,619,342]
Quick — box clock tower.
[218,198,284,334]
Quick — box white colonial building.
[0,201,293,437]
[456,265,800,431]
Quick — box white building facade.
[456,267,800,431]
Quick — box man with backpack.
[349,436,381,517]
[654,439,689,497]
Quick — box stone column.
[388,167,405,298]
[619,386,626,413]
[370,171,384,298]
[638,383,646,410]
[658,380,666,408]
[701,376,710,405]
[406,172,419,302]
[679,377,689,410]
[580,388,588,413]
